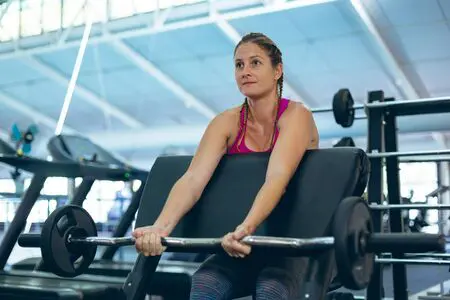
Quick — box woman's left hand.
[221,224,253,258]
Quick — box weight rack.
[365,91,450,300]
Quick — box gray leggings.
[190,253,308,300]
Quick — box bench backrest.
[135,148,369,239]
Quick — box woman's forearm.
[241,175,288,233]
[153,174,200,234]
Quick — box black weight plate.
[333,197,374,290]
[332,89,355,128]
[41,205,97,277]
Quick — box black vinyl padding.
[135,148,369,240]
[131,148,369,299]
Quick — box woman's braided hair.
[234,33,284,150]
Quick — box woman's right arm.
[153,112,232,233]
[133,112,233,255]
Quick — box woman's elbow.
[180,171,206,201]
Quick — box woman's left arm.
[241,103,315,233]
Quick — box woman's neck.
[246,94,280,125]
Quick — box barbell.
[316,88,366,128]
[329,88,450,128]
[18,197,445,291]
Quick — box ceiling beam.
[23,56,145,129]
[349,0,419,100]
[0,0,13,24]
[111,39,216,120]
[348,0,445,146]
[0,0,335,61]
[0,90,77,133]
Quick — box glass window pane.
[41,177,69,195]
[110,0,134,19]
[89,0,107,23]
[0,1,20,41]
[42,0,61,32]
[133,0,157,13]
[20,0,43,37]
[62,0,85,28]
[176,0,205,6]
[0,179,16,193]
[158,0,174,9]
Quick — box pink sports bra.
[227,98,290,154]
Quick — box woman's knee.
[190,267,234,300]
[255,268,300,300]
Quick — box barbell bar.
[370,204,450,210]
[376,258,450,265]
[368,149,450,159]
[20,233,442,254]
[334,90,450,111]
[379,253,450,259]
[365,95,450,109]
[69,236,336,249]
[17,197,446,291]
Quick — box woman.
[133,32,319,299]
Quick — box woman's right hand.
[132,225,169,256]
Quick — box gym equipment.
[19,196,446,290]
[333,136,356,147]
[0,137,22,180]
[330,88,450,128]
[10,134,148,275]
[0,135,150,299]
[376,258,450,265]
[332,88,365,127]
[310,88,365,128]
[368,149,450,158]
[10,147,370,299]
[371,204,450,210]
[10,123,39,156]
[364,90,450,300]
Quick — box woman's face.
[234,42,282,100]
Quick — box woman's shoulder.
[217,105,242,124]
[281,98,312,119]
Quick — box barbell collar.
[17,233,40,248]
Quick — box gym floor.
[3,232,450,300]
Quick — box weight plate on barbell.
[333,88,355,128]
[41,205,97,277]
[333,196,374,290]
